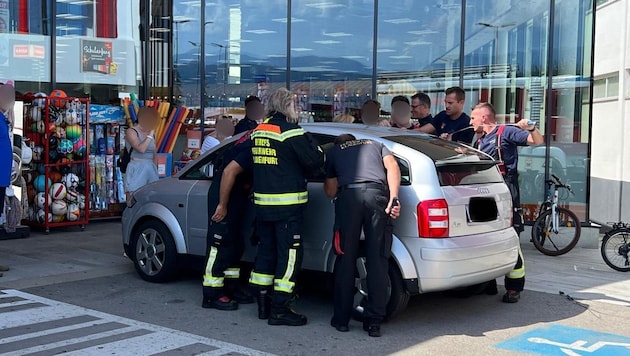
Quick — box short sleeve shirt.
[416,114,433,128]
[476,125,529,174]
[431,111,474,144]
[325,139,391,187]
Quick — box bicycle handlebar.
[546,174,574,195]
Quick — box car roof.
[301,122,430,139]
[301,122,491,162]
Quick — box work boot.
[502,290,521,303]
[201,296,238,311]
[363,320,381,337]
[256,290,271,319]
[268,306,307,326]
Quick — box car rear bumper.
[402,227,520,293]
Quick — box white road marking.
[0,289,275,356]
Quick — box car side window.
[395,156,411,185]
[307,133,337,182]
[181,142,236,180]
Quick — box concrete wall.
[590,0,630,223]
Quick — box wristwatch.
[527,127,536,132]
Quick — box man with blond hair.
[248,88,324,326]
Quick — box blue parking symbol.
[496,324,630,355]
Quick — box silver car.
[122,123,519,318]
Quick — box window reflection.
[376,1,462,115]
[462,0,592,220]
[289,0,374,122]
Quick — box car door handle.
[178,203,184,208]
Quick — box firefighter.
[470,102,543,303]
[324,134,401,337]
[248,88,324,326]
[202,131,255,310]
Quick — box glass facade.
[5,0,595,222]
[162,0,593,221]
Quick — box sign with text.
[81,40,116,75]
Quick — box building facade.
[591,0,630,223]
[3,0,595,222]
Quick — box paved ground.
[0,221,629,355]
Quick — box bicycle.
[530,174,581,256]
[601,222,630,272]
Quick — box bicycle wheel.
[531,207,581,256]
[601,229,630,272]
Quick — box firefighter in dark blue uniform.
[470,102,543,303]
[324,134,401,337]
[248,88,324,326]
[202,131,255,310]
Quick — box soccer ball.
[63,173,80,189]
[36,209,52,223]
[65,124,82,140]
[36,192,51,209]
[51,200,67,215]
[36,120,46,134]
[30,106,42,121]
[33,92,47,107]
[50,89,68,108]
[58,139,73,154]
[49,182,67,200]
[52,214,65,223]
[33,175,51,192]
[77,193,86,210]
[66,203,80,221]
[66,189,78,202]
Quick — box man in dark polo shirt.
[418,86,474,144]
[410,92,433,128]
[323,134,401,337]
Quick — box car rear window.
[387,135,504,186]
[387,135,486,161]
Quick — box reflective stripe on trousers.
[202,247,223,287]
[274,248,297,293]
[506,246,525,279]
[224,267,240,279]
[249,272,274,287]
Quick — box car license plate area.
[467,197,498,222]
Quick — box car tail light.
[417,199,449,238]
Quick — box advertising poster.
[81,39,116,75]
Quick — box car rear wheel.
[130,220,177,282]
[352,258,410,321]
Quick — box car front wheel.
[352,258,410,321]
[130,220,177,282]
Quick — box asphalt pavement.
[0,221,629,355]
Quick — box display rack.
[22,95,90,233]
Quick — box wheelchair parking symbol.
[495,324,630,355]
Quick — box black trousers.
[202,190,251,300]
[332,185,391,325]
[503,173,525,292]
[250,215,304,307]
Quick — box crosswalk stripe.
[0,318,113,345]
[0,290,274,356]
